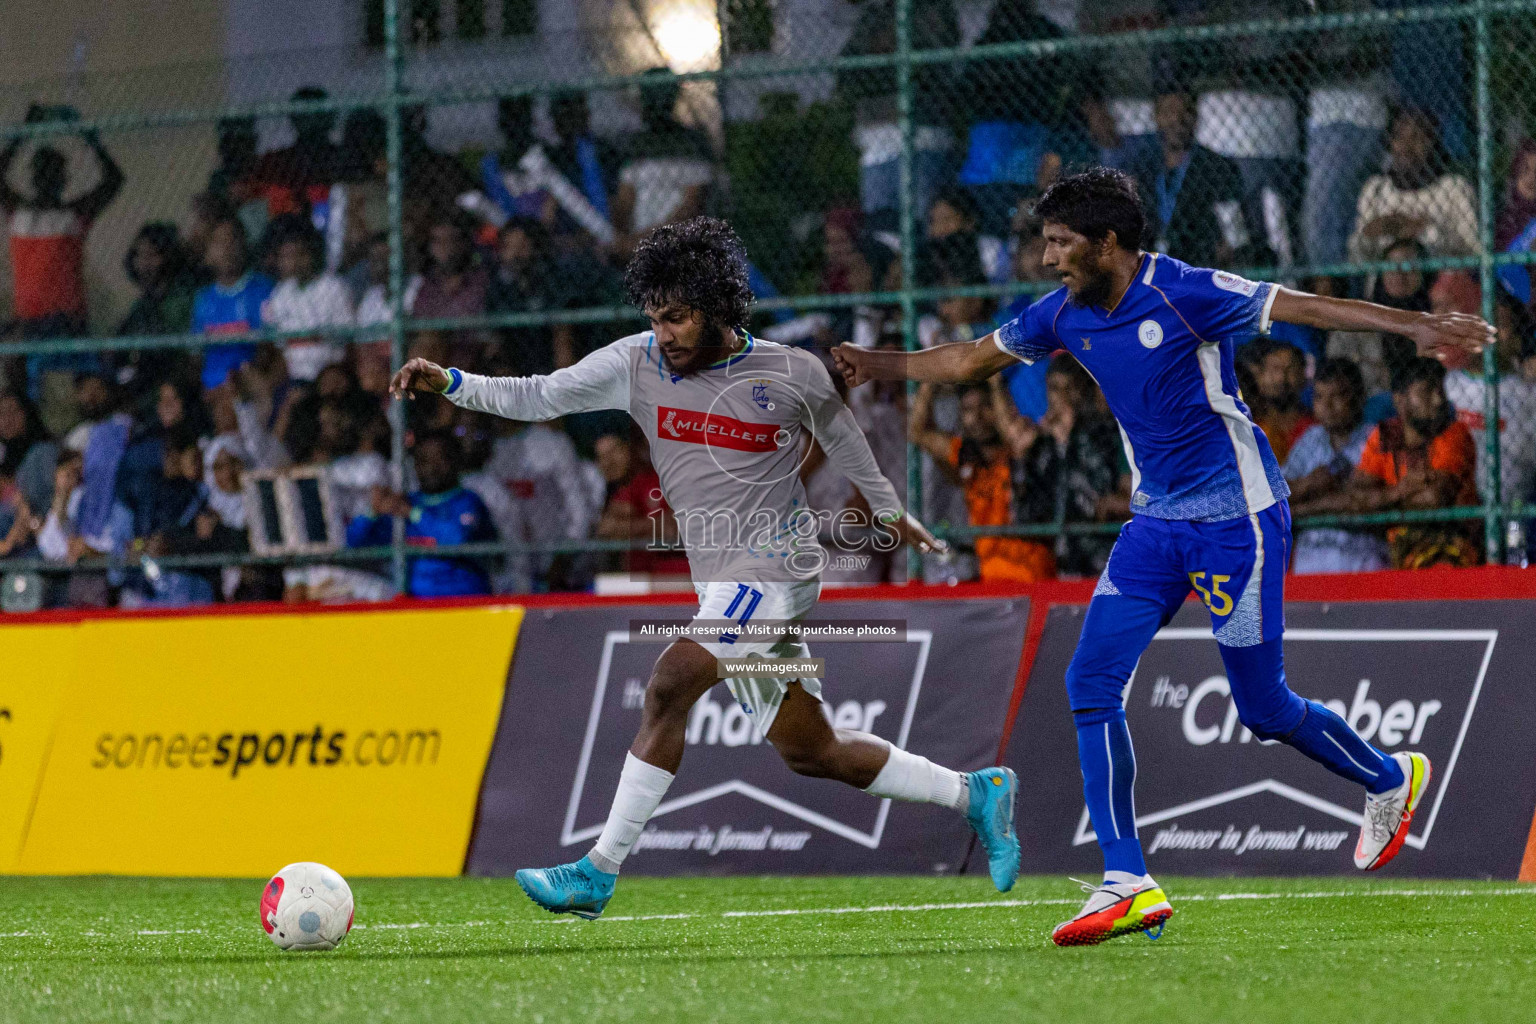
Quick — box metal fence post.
[384,0,409,594]
[1476,0,1503,563]
[896,0,922,583]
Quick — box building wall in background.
[0,1,224,331]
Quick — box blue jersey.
[347,486,496,597]
[996,252,1289,522]
[193,272,275,389]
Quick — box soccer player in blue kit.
[834,168,1493,947]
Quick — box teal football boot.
[965,767,1021,892]
[515,856,617,920]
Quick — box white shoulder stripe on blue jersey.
[1141,252,1159,285]
[1196,342,1276,515]
[1114,421,1141,501]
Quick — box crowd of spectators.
[806,0,1535,580]
[0,83,655,608]
[2,0,1535,608]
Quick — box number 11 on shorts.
[719,584,764,643]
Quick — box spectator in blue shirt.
[130,430,221,607]
[1283,357,1389,574]
[192,217,275,390]
[116,377,213,539]
[346,431,495,597]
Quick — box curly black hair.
[623,216,754,333]
[1033,166,1147,251]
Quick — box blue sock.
[1074,707,1146,877]
[1286,700,1406,794]
[1219,639,1405,795]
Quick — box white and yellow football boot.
[1051,875,1173,947]
[1355,751,1432,871]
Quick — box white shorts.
[691,578,823,734]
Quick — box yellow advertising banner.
[0,624,78,873]
[6,605,521,877]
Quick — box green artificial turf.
[2,875,1533,1023]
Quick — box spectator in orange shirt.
[1350,356,1480,568]
[909,378,1053,583]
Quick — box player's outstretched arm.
[802,359,949,557]
[1268,287,1495,363]
[832,335,1015,387]
[390,340,632,422]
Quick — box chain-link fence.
[0,0,1532,609]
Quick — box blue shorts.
[1094,501,1292,649]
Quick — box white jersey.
[1444,369,1536,504]
[262,272,354,381]
[445,331,904,584]
[482,424,597,545]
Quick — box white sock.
[589,752,675,874]
[863,743,968,811]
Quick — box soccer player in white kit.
[392,218,1021,919]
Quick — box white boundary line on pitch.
[576,887,1536,924]
[365,887,1536,929]
[1,888,1533,940]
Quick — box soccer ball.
[260,862,354,951]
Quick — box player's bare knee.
[643,640,716,722]
[777,722,858,777]
[776,736,837,778]
[642,672,702,723]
